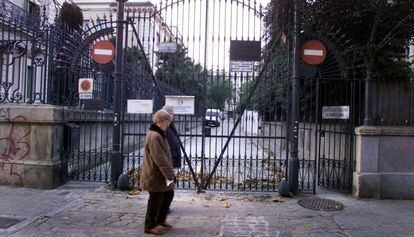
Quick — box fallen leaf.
[129,188,140,195]
[304,223,312,229]
[272,198,284,203]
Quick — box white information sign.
[127,99,153,114]
[322,106,350,119]
[79,93,93,99]
[159,42,177,53]
[165,95,195,115]
[230,61,253,72]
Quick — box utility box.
[64,123,80,152]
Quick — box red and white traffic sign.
[92,41,115,65]
[301,40,327,65]
[79,78,93,93]
[78,78,94,99]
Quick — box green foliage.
[59,2,83,31]
[126,46,148,71]
[206,72,233,110]
[237,46,291,121]
[156,44,204,82]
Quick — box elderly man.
[140,110,175,235]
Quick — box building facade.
[73,0,179,69]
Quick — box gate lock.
[319,130,325,138]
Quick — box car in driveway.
[204,109,221,127]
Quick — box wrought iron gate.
[56,0,358,194]
[297,34,361,193]
[119,0,290,192]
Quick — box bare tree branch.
[378,10,414,49]
[370,0,387,43]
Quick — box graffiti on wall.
[0,116,31,185]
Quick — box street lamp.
[111,0,127,187]
[288,0,301,195]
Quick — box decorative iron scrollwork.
[32,48,45,66]
[0,40,27,66]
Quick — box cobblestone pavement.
[0,182,413,237]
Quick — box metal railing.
[0,0,42,29]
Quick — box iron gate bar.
[127,17,163,100]
[123,133,287,140]
[127,17,200,189]
[203,40,279,190]
[200,0,210,190]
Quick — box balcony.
[0,0,40,29]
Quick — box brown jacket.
[140,124,175,192]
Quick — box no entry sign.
[301,40,327,65]
[92,41,115,65]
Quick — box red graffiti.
[393,139,409,151]
[0,116,31,185]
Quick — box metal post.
[288,0,300,194]
[363,70,373,125]
[199,0,209,192]
[111,0,127,187]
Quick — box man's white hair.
[162,105,174,115]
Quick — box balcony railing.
[0,0,40,29]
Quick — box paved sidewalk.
[0,182,413,237]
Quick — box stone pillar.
[353,126,414,199]
[0,104,65,188]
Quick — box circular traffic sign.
[92,41,115,65]
[80,80,92,92]
[301,40,327,65]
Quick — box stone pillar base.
[353,126,414,199]
[0,104,64,188]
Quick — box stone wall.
[353,126,414,199]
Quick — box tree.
[266,0,414,82]
[206,72,233,110]
[155,44,206,88]
[155,44,206,114]
[59,2,83,31]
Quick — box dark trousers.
[145,190,174,229]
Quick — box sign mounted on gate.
[159,42,177,53]
[165,95,195,115]
[230,61,253,72]
[301,40,327,65]
[78,78,94,99]
[230,40,261,61]
[322,106,350,119]
[92,41,115,65]
[127,99,153,114]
